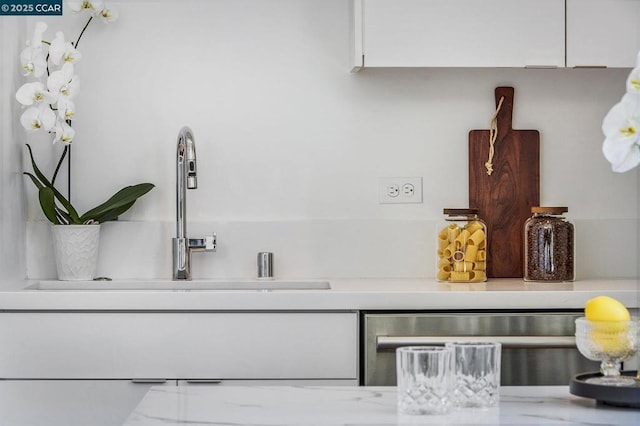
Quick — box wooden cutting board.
[469,87,540,278]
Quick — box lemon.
[585,296,630,321]
[584,296,631,355]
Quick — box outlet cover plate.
[378,177,423,204]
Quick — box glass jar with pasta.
[436,208,487,283]
[524,207,574,282]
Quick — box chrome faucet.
[172,126,216,280]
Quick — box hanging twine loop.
[485,96,505,176]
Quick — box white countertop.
[0,278,637,310]
[124,385,640,425]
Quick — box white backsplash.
[7,1,640,282]
[26,217,637,280]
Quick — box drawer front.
[0,312,358,379]
[363,311,598,386]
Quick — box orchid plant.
[17,1,153,225]
[602,52,640,173]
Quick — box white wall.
[1,17,26,283]
[16,0,639,281]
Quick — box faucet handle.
[188,233,217,252]
[205,233,217,251]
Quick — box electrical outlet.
[402,183,415,196]
[378,177,422,204]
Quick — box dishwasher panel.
[362,311,599,386]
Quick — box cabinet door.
[0,380,172,426]
[0,312,358,380]
[567,0,640,68]
[358,0,564,68]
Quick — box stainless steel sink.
[31,279,331,291]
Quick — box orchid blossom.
[19,46,47,77]
[15,82,56,107]
[602,52,640,173]
[627,67,640,94]
[98,6,118,22]
[17,23,80,143]
[602,94,640,173]
[56,97,76,121]
[53,121,76,145]
[16,2,117,148]
[20,105,56,132]
[67,0,104,13]
[67,1,118,23]
[19,22,48,77]
[47,62,80,101]
[49,32,82,66]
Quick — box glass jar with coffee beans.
[524,207,574,282]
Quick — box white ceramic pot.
[51,224,101,281]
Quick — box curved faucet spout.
[179,127,197,190]
[173,126,216,280]
[176,126,196,240]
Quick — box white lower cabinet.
[0,379,173,426]
[0,311,358,381]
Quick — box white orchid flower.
[49,32,82,66]
[56,97,76,121]
[19,46,47,77]
[98,5,118,22]
[67,0,104,14]
[19,22,48,77]
[47,62,80,101]
[53,120,75,145]
[67,1,117,22]
[627,67,640,95]
[602,93,640,173]
[15,82,56,107]
[20,105,56,132]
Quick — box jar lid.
[443,208,479,215]
[531,206,568,214]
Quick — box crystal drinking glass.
[575,317,639,386]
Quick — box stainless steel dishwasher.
[362,311,599,386]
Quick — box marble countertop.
[0,278,637,310]
[124,385,639,425]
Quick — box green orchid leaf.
[92,201,135,224]
[25,146,153,225]
[56,207,74,225]
[24,172,45,190]
[25,145,81,224]
[48,184,81,224]
[79,183,154,223]
[25,144,53,189]
[38,187,60,224]
[54,209,67,225]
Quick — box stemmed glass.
[575,317,639,386]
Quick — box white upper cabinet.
[567,0,640,68]
[351,0,640,70]
[351,0,565,70]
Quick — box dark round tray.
[570,371,640,408]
